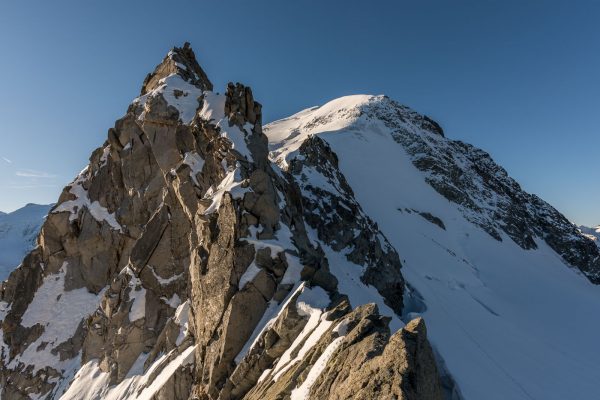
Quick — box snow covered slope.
[580,225,600,248]
[266,95,600,400]
[0,203,51,280]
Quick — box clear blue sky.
[0,0,598,225]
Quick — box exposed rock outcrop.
[267,94,600,284]
[241,293,442,400]
[369,97,600,282]
[0,44,443,400]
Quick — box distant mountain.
[580,225,600,247]
[0,203,52,280]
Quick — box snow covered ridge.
[4,43,415,400]
[0,42,268,399]
[266,94,600,284]
[2,42,599,400]
[0,203,52,280]
[266,95,600,400]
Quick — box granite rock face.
[2,43,599,400]
[242,297,442,400]
[0,44,443,400]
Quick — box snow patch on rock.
[270,286,331,382]
[53,164,123,232]
[11,263,103,374]
[198,91,254,161]
[59,344,197,400]
[174,301,190,346]
[182,151,205,186]
[290,320,348,400]
[203,163,250,214]
[128,278,147,322]
[134,74,202,124]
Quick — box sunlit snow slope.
[0,203,51,280]
[265,95,600,400]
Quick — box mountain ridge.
[0,44,443,400]
[265,94,600,399]
[266,94,600,282]
[0,43,598,400]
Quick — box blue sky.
[0,0,598,225]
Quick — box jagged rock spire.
[0,44,445,400]
[140,42,213,95]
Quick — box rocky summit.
[1,43,599,400]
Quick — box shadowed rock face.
[0,44,442,400]
[378,100,600,283]
[289,136,405,315]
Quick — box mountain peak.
[4,44,600,400]
[265,94,444,167]
[140,42,212,95]
[348,94,444,137]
